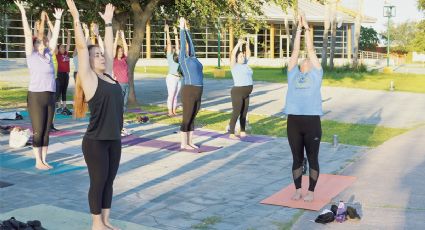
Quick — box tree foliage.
[359,26,379,50]
[381,19,425,53]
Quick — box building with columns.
[1,0,376,66]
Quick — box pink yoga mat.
[122,135,222,153]
[260,174,356,211]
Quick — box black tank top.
[85,73,123,140]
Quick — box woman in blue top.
[179,17,203,150]
[285,13,323,202]
[164,23,181,116]
[229,37,253,139]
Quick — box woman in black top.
[66,1,122,229]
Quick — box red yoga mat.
[260,174,356,211]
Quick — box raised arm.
[82,23,91,45]
[113,30,119,57]
[288,15,302,71]
[179,17,187,61]
[230,39,245,67]
[66,28,71,52]
[45,13,54,34]
[38,11,46,39]
[92,23,104,53]
[14,1,33,57]
[66,0,92,81]
[185,20,195,57]
[301,13,321,69]
[120,30,128,56]
[48,8,64,52]
[34,20,40,37]
[165,24,171,53]
[98,3,115,76]
[245,37,251,59]
[173,26,179,52]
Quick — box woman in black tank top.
[67,1,122,229]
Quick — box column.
[270,24,275,58]
[146,20,151,59]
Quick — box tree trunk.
[126,0,159,106]
[329,2,337,70]
[284,14,290,61]
[290,9,298,51]
[352,0,363,68]
[321,3,331,67]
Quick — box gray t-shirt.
[284,66,323,115]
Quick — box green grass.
[0,82,73,109]
[191,216,222,230]
[0,83,28,108]
[135,66,425,93]
[272,210,305,230]
[125,104,409,147]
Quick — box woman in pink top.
[15,1,63,170]
[113,30,129,112]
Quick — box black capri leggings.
[287,115,322,192]
[82,137,121,215]
[27,92,55,147]
[180,85,203,132]
[229,85,253,134]
[56,72,69,102]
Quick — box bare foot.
[291,189,302,200]
[91,222,109,230]
[188,143,199,149]
[35,163,50,170]
[172,111,178,115]
[240,132,247,138]
[43,162,53,169]
[104,221,121,230]
[180,144,195,150]
[229,134,240,140]
[303,191,314,202]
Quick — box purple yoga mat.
[194,130,274,143]
[50,130,82,137]
[126,108,168,116]
[121,135,222,153]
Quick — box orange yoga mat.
[260,174,356,211]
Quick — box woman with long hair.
[228,37,253,139]
[285,13,323,202]
[66,0,122,229]
[178,17,204,150]
[164,23,181,116]
[113,29,129,112]
[15,1,63,170]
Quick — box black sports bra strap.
[103,73,118,83]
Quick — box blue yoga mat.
[0,153,85,175]
[19,110,75,120]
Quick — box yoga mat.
[194,130,274,143]
[122,135,222,153]
[19,111,73,120]
[0,153,85,175]
[126,108,169,116]
[260,174,356,211]
[0,204,158,230]
[49,130,82,137]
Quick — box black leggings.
[27,92,55,147]
[180,85,203,132]
[56,72,69,102]
[229,85,253,134]
[287,115,322,191]
[82,137,121,215]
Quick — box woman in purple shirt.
[15,1,63,170]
